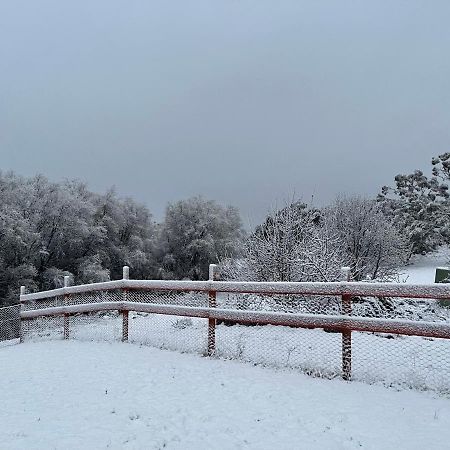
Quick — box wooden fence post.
[122,266,129,342]
[207,264,218,356]
[341,267,352,380]
[63,276,70,340]
[19,286,25,343]
[122,310,129,342]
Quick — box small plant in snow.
[172,318,193,329]
[235,333,246,359]
[286,345,297,366]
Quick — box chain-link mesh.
[22,315,64,341]
[19,288,450,394]
[127,290,208,307]
[0,305,20,342]
[129,313,208,354]
[69,311,122,342]
[126,290,209,353]
[21,296,64,311]
[351,331,450,391]
[216,292,450,321]
[215,323,342,378]
[215,292,450,392]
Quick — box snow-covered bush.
[221,202,343,283]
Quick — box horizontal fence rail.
[19,279,450,302]
[12,266,450,394]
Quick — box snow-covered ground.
[21,310,450,393]
[1,340,450,450]
[400,247,450,284]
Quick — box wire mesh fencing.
[18,283,450,395]
[0,305,20,342]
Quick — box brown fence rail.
[16,266,450,394]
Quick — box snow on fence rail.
[17,266,450,393]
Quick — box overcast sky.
[1,1,449,224]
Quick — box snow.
[400,248,450,284]
[66,313,449,392]
[1,340,450,450]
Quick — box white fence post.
[207,264,218,356]
[63,276,70,340]
[19,286,25,343]
[122,266,129,342]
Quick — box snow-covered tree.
[158,196,244,280]
[0,172,159,305]
[327,196,410,281]
[223,202,344,282]
[378,153,450,254]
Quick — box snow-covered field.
[62,313,449,393]
[1,340,450,450]
[21,306,450,393]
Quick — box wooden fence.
[16,265,450,385]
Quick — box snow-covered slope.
[400,248,450,284]
[1,340,450,450]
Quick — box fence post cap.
[340,267,351,282]
[209,264,218,281]
[63,276,70,287]
[20,286,26,295]
[123,266,130,280]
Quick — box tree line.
[1,153,448,305]
[0,172,242,305]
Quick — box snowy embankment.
[1,340,450,450]
[400,248,450,284]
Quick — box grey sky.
[1,1,449,225]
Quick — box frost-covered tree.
[223,202,344,282]
[158,197,244,280]
[90,190,158,281]
[0,172,159,305]
[223,198,408,283]
[378,153,450,254]
[326,196,410,281]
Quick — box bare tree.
[326,196,410,281]
[222,202,344,282]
